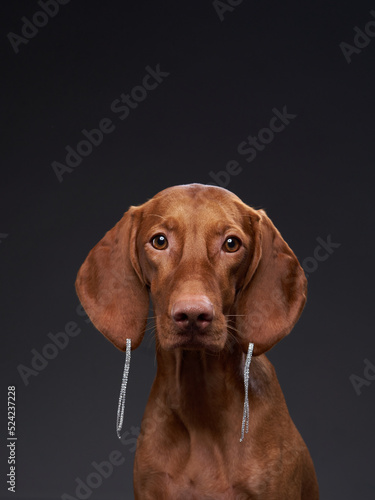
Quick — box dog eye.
[223,237,241,253]
[151,234,168,250]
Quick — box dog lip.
[167,330,225,352]
[172,340,223,353]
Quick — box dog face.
[134,185,257,352]
[75,184,307,356]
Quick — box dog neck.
[153,343,247,438]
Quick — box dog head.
[75,184,306,356]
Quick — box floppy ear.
[75,207,149,351]
[236,208,307,356]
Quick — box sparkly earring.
[116,338,132,439]
[240,342,254,443]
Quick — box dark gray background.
[1,0,374,498]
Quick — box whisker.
[222,331,241,354]
[230,330,240,342]
[226,322,245,331]
[227,323,241,335]
[144,328,157,346]
[143,323,157,333]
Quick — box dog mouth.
[160,324,228,353]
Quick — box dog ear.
[236,208,307,356]
[75,207,149,351]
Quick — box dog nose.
[171,297,214,332]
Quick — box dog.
[75,183,319,499]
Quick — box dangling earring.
[116,338,132,439]
[240,342,254,442]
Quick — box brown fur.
[76,184,319,499]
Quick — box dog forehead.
[152,183,241,201]
[140,184,246,232]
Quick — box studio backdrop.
[1,0,374,499]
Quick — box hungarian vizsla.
[75,183,319,499]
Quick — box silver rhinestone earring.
[240,342,254,443]
[116,338,132,439]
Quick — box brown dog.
[75,183,319,499]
